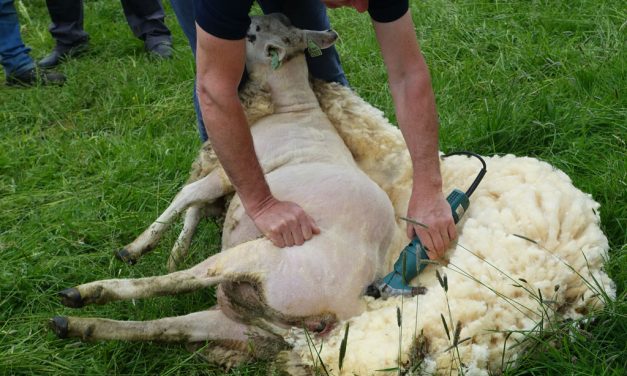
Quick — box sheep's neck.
[265,54,319,113]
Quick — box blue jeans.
[169,0,348,141]
[0,0,35,77]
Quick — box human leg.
[120,0,172,57]
[0,0,65,86]
[44,0,89,46]
[169,0,196,54]
[39,0,89,68]
[0,0,34,76]
[168,0,207,140]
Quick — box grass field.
[1,0,625,374]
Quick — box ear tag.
[307,39,322,58]
[270,49,282,70]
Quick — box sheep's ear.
[264,43,286,69]
[303,29,339,50]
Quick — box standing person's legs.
[258,0,348,86]
[169,0,206,140]
[0,0,65,86]
[0,0,34,77]
[39,0,89,68]
[44,0,89,47]
[120,0,172,56]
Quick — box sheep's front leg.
[116,169,232,265]
[61,238,274,308]
[58,258,222,308]
[166,203,221,272]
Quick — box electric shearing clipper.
[366,151,487,299]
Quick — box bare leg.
[167,205,212,272]
[59,258,222,307]
[60,237,275,308]
[117,170,232,264]
[49,309,290,361]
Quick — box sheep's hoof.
[58,288,84,308]
[115,248,137,265]
[49,316,69,338]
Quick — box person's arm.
[372,11,456,259]
[195,25,319,247]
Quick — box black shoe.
[6,67,66,87]
[38,41,89,69]
[147,41,173,59]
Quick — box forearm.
[195,25,272,214]
[390,66,442,195]
[193,22,319,248]
[373,12,443,197]
[196,86,272,213]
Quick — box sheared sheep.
[49,13,615,376]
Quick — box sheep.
[49,13,616,375]
[51,13,402,373]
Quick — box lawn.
[1,0,625,375]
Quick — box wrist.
[241,188,276,219]
[412,175,442,193]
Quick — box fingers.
[288,220,303,246]
[266,231,285,248]
[412,226,448,260]
[406,215,456,260]
[251,199,320,248]
[447,222,457,244]
[299,213,320,242]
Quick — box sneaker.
[38,41,89,69]
[6,68,66,87]
[147,41,173,59]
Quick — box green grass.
[1,0,625,374]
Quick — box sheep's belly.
[221,162,396,319]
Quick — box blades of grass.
[442,337,471,353]
[398,216,429,229]
[441,313,451,341]
[375,367,400,372]
[338,322,350,371]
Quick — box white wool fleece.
[286,130,614,374]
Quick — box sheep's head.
[245,13,338,73]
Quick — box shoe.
[6,67,66,87]
[147,41,173,59]
[38,41,89,69]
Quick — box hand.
[406,192,456,260]
[249,196,320,248]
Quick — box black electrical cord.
[442,151,487,198]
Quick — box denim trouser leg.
[170,0,207,140]
[45,0,89,47]
[0,0,35,77]
[169,0,196,54]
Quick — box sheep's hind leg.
[49,309,290,364]
[58,258,222,308]
[116,169,232,265]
